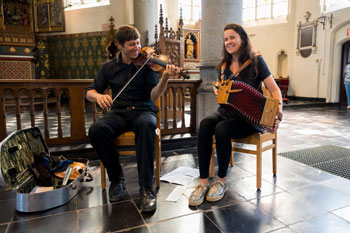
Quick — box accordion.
[216,80,279,128]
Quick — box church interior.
[1,0,350,232]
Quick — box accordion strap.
[221,59,252,81]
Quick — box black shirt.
[86,54,159,112]
[221,55,271,93]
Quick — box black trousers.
[197,110,259,179]
[89,109,157,188]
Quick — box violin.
[54,162,85,180]
[133,46,190,80]
[111,46,190,104]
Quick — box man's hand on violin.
[96,94,113,111]
[162,64,182,79]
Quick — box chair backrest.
[262,84,270,97]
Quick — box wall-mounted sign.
[296,21,317,58]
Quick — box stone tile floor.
[1,103,350,232]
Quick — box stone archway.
[339,40,350,107]
[326,19,350,102]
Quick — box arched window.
[178,0,201,25]
[64,0,110,11]
[243,0,288,22]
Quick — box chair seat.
[113,131,135,146]
[234,132,275,144]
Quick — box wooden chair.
[210,86,278,190]
[100,98,162,190]
[210,131,277,190]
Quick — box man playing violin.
[86,25,180,212]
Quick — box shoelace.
[142,190,155,198]
[194,184,207,195]
[210,181,223,192]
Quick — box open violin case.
[0,127,91,212]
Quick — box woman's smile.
[224,29,242,56]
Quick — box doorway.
[339,41,350,107]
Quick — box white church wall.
[244,0,350,102]
[290,4,350,101]
[287,2,350,101]
[53,0,134,35]
[245,23,292,78]
[244,0,297,96]
[291,0,324,98]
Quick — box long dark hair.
[217,23,258,79]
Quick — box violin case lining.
[0,127,89,212]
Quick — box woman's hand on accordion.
[213,86,219,96]
[213,81,220,96]
[266,119,280,133]
[273,119,281,131]
[268,111,283,133]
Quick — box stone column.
[133,0,156,46]
[197,0,243,129]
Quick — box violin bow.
[111,52,155,104]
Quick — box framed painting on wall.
[34,0,65,33]
[0,0,35,46]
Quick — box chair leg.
[256,141,262,190]
[155,133,161,188]
[230,140,234,167]
[100,161,106,190]
[272,137,277,176]
[209,152,215,178]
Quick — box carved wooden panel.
[165,40,181,67]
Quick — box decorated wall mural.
[35,32,106,79]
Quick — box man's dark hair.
[116,25,141,46]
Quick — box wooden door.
[340,41,350,107]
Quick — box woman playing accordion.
[189,23,283,206]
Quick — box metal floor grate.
[279,145,350,180]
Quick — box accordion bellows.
[217,80,279,128]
